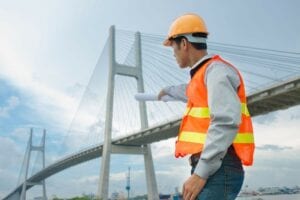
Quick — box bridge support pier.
[143,144,159,200]
[20,128,47,200]
[97,26,159,200]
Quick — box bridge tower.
[97,26,159,200]
[20,128,47,200]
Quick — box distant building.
[159,193,182,200]
[159,194,171,200]
[111,191,126,200]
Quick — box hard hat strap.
[175,34,207,44]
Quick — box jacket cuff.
[193,158,222,180]
[193,159,210,179]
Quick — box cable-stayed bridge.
[3,26,300,200]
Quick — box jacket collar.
[190,54,214,78]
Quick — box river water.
[237,193,300,200]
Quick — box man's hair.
[171,33,207,50]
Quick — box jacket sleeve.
[194,62,241,179]
[163,84,188,103]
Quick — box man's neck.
[188,50,208,68]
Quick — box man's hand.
[182,174,207,200]
[158,89,167,100]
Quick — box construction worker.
[159,13,255,200]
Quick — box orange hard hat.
[163,13,208,46]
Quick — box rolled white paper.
[161,95,177,102]
[134,93,177,102]
[134,93,158,101]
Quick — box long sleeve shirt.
[163,54,241,179]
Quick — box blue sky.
[1,0,300,198]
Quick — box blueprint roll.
[134,93,158,101]
[134,93,177,102]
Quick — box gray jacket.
[163,55,241,179]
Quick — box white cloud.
[244,147,300,189]
[0,33,80,128]
[0,136,23,169]
[252,105,300,148]
[77,175,99,185]
[9,127,30,143]
[0,136,24,198]
[152,138,176,159]
[256,144,293,151]
[0,6,100,133]
[0,96,20,118]
[110,172,127,182]
[0,169,20,198]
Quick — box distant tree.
[50,194,98,200]
[69,197,90,200]
[131,194,148,200]
[52,196,64,200]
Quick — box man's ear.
[182,38,188,50]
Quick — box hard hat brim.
[163,39,172,46]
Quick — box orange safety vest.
[175,55,255,166]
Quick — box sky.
[1,0,300,199]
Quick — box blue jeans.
[191,146,244,200]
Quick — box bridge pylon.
[20,128,47,200]
[97,26,159,200]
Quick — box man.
[159,13,255,200]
